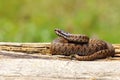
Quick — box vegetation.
[0,0,119,43]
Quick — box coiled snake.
[51,29,115,61]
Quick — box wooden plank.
[0,59,120,80]
[0,42,119,61]
[0,42,119,54]
[0,43,120,79]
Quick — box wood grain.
[0,42,119,60]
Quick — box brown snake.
[50,29,115,61]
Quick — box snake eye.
[54,28,59,32]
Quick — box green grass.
[0,0,120,43]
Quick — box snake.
[50,28,115,61]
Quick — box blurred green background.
[0,0,119,43]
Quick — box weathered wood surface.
[0,42,120,80]
[0,42,51,54]
[0,59,120,80]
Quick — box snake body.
[51,29,115,61]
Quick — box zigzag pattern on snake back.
[50,28,115,61]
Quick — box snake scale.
[50,28,115,61]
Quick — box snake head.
[55,28,70,38]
